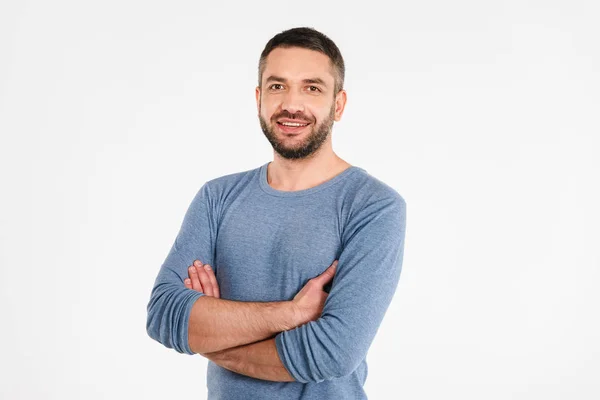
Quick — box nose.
[280,88,305,114]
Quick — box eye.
[269,84,284,90]
[308,86,321,92]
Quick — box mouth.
[276,120,311,135]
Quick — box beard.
[259,100,336,160]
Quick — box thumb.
[315,260,338,285]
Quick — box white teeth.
[280,122,308,127]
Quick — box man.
[146,27,407,399]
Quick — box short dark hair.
[258,27,345,95]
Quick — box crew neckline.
[258,161,362,197]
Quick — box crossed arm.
[203,337,290,381]
[182,259,337,382]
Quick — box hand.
[184,259,220,298]
[291,260,338,326]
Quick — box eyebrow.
[264,75,328,87]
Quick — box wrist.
[278,301,302,332]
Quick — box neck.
[267,144,351,192]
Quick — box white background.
[1,1,599,399]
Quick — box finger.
[184,278,192,289]
[192,260,207,293]
[314,260,338,286]
[196,265,214,297]
[203,264,220,299]
[188,265,203,293]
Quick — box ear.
[255,86,261,115]
[334,89,347,122]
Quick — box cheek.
[260,100,277,119]
[311,108,328,122]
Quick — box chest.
[214,198,343,301]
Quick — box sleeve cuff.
[275,331,301,382]
[180,291,205,355]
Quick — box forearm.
[188,296,299,354]
[203,337,294,382]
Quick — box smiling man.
[146,27,407,399]
[258,46,340,162]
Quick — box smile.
[276,121,311,134]
[279,122,309,127]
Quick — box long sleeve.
[146,182,218,354]
[275,193,407,382]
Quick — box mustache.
[273,111,313,122]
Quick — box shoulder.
[346,166,406,213]
[200,164,262,199]
[339,166,406,243]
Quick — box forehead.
[262,47,335,85]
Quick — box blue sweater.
[146,162,406,399]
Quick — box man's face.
[256,47,345,160]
